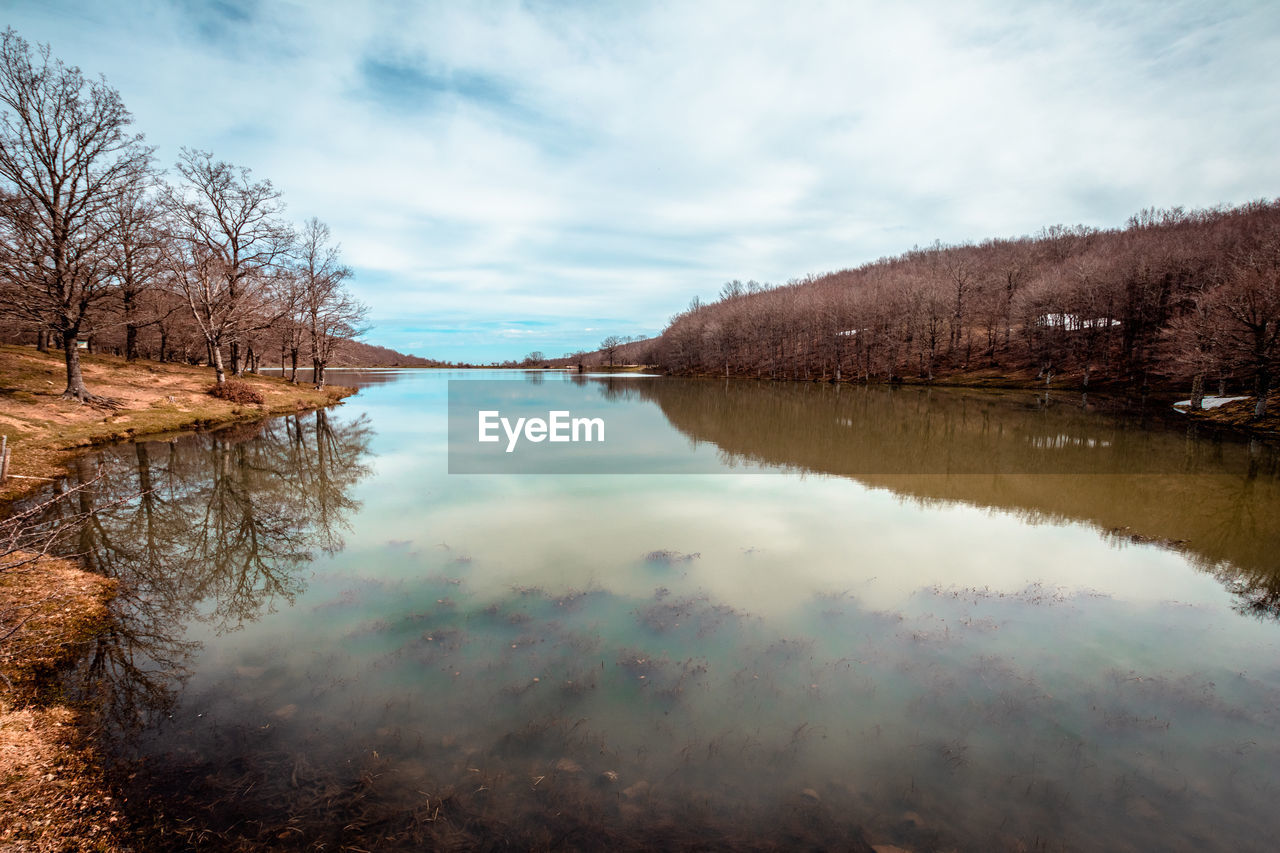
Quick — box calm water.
[51,370,1280,851]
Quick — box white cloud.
[7,0,1280,360]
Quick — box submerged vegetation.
[79,548,1280,851]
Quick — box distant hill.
[331,339,449,367]
[545,337,660,369]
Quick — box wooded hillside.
[650,201,1280,414]
[329,339,447,367]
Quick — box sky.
[4,0,1280,362]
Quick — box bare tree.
[1165,294,1220,409]
[162,229,234,382]
[268,266,308,382]
[164,149,292,380]
[1207,243,1280,417]
[600,335,623,367]
[293,218,365,387]
[103,175,167,359]
[0,29,152,402]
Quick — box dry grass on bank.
[1,552,124,852]
[0,344,354,502]
[1183,392,1280,437]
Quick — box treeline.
[0,29,372,401]
[653,200,1280,416]
[526,334,649,369]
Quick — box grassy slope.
[0,344,355,502]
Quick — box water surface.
[55,370,1280,851]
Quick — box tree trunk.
[35,328,48,352]
[289,348,298,383]
[211,344,227,384]
[315,362,326,388]
[1190,373,1205,411]
[230,340,241,375]
[61,334,92,401]
[135,441,154,494]
[123,291,139,360]
[1255,367,1270,419]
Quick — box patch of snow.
[1171,395,1249,411]
[1038,313,1122,330]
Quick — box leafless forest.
[0,29,374,400]
[619,202,1280,416]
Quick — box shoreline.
[636,367,1280,441]
[0,344,357,505]
[0,344,358,850]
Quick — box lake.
[50,370,1280,851]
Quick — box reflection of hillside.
[262,367,416,390]
[618,378,1280,591]
[40,410,374,731]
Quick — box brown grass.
[0,343,355,503]
[1,552,124,852]
[1182,392,1280,438]
[0,553,116,692]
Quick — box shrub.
[207,378,264,405]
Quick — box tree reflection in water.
[41,409,373,734]
[605,378,1280,616]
